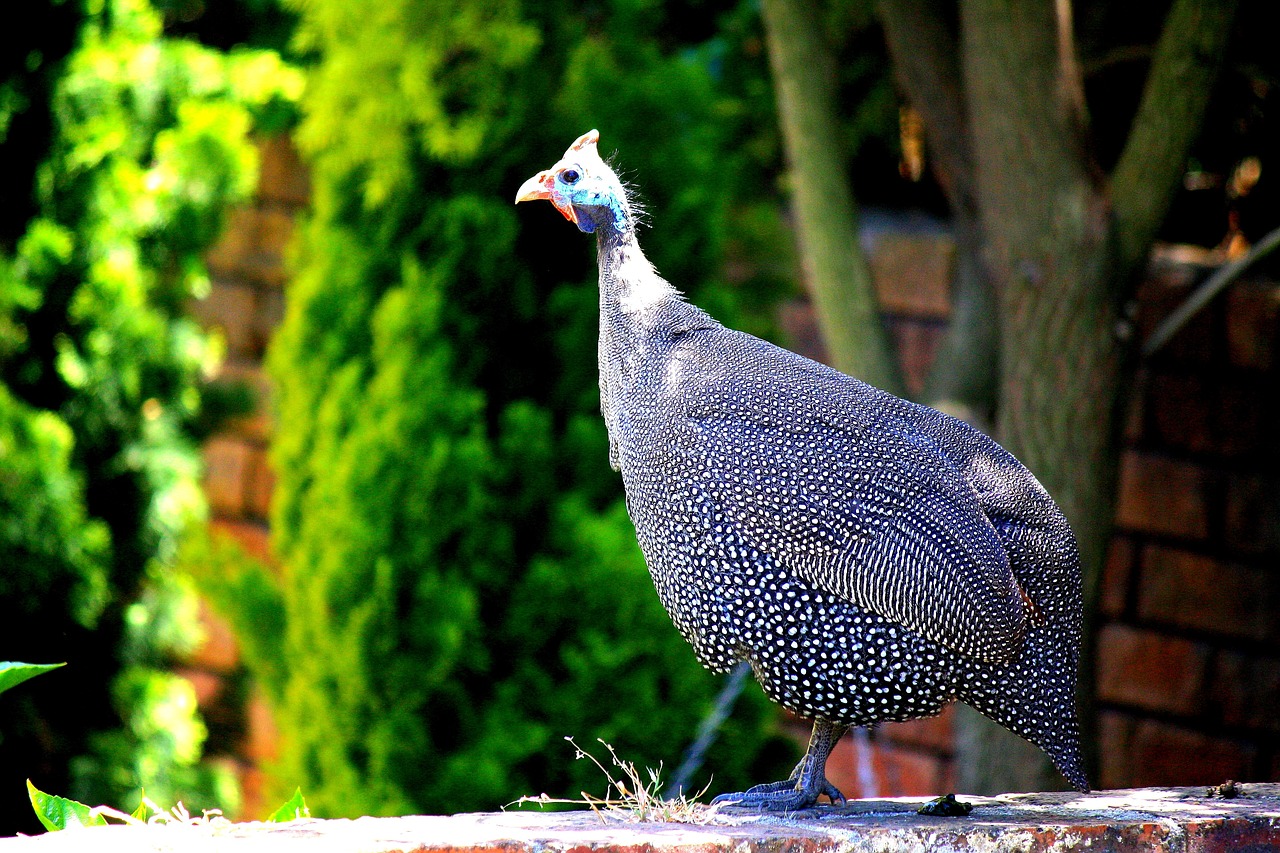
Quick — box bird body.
[517,130,1087,806]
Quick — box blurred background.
[1,0,1277,836]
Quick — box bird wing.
[671,337,1028,664]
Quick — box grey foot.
[712,775,845,810]
[713,719,849,811]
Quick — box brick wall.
[1100,255,1280,789]
[181,134,308,816]
[17,786,1280,852]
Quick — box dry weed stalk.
[510,737,725,824]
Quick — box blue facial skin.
[556,166,628,234]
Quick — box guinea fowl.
[515,130,1088,808]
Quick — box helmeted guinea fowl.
[515,130,1088,808]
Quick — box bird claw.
[711,776,845,811]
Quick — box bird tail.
[955,625,1090,792]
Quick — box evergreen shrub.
[218,0,796,817]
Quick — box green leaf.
[27,780,107,831]
[0,662,65,697]
[130,791,150,822]
[267,788,310,822]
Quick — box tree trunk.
[771,0,1238,795]
[879,0,998,423]
[958,0,1121,793]
[922,212,998,427]
[761,0,904,393]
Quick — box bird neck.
[593,224,718,471]
[596,228,678,326]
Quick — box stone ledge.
[4,785,1278,853]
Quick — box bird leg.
[712,719,848,810]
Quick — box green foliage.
[0,662,65,697]
[27,780,107,832]
[266,788,310,822]
[0,385,112,624]
[1,0,295,833]
[26,778,301,830]
[471,498,787,806]
[179,530,287,697]
[211,0,793,818]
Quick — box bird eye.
[560,168,581,184]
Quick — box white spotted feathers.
[517,132,1089,795]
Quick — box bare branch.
[1143,225,1280,358]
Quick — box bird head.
[515,129,630,234]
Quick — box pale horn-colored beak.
[515,171,554,204]
[515,168,578,225]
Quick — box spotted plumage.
[516,130,1088,808]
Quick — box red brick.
[1224,473,1280,555]
[247,457,275,519]
[1212,376,1268,459]
[870,742,943,797]
[210,361,273,442]
[188,598,241,672]
[239,765,269,822]
[206,205,292,287]
[828,731,942,799]
[1096,624,1208,716]
[246,449,276,520]
[1113,452,1210,539]
[776,300,827,365]
[1122,372,1145,443]
[205,207,259,278]
[937,755,956,795]
[204,436,253,516]
[257,133,310,207]
[23,787,1280,849]
[256,206,296,268]
[245,688,280,766]
[1136,252,1216,365]
[211,518,273,565]
[888,320,945,399]
[241,693,281,816]
[1210,652,1280,734]
[1100,536,1135,618]
[1224,278,1280,370]
[255,287,285,345]
[1126,719,1253,787]
[879,704,954,752]
[1138,545,1280,643]
[869,232,954,319]
[1098,710,1137,788]
[174,667,226,708]
[1145,373,1214,455]
[1099,710,1255,790]
[190,280,259,358]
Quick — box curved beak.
[515,170,554,204]
[515,169,578,225]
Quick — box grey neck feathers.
[597,229,675,320]
[594,226,721,471]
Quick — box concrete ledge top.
[3,784,1278,853]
